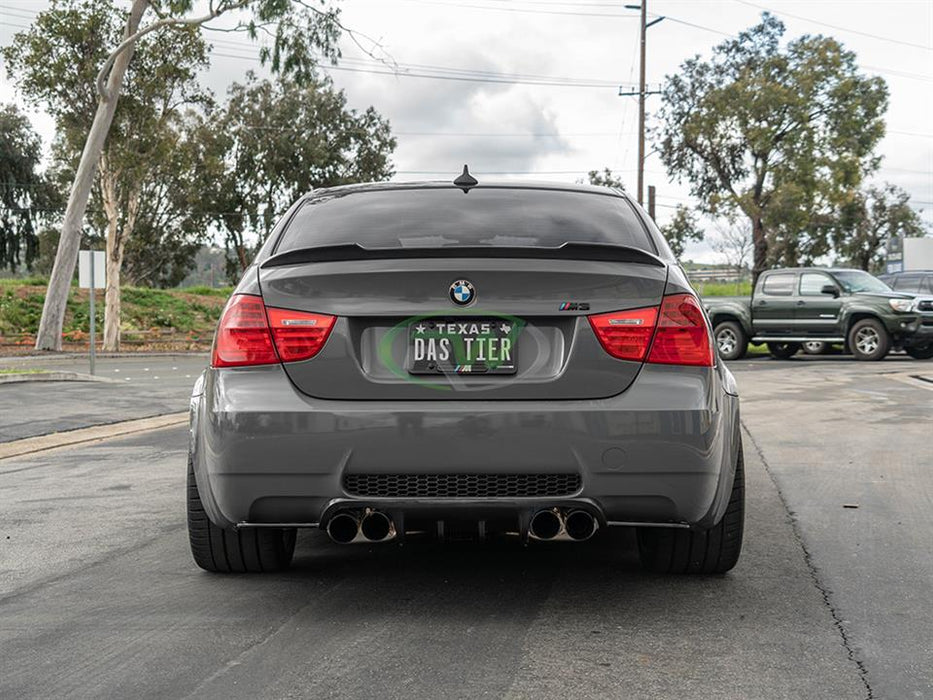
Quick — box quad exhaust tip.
[529,509,562,540]
[360,511,392,542]
[529,508,597,541]
[327,510,395,543]
[326,512,360,544]
[564,510,597,541]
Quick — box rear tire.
[767,342,800,360]
[848,318,890,361]
[906,344,933,360]
[713,321,747,361]
[187,457,296,573]
[638,445,744,575]
[802,341,828,355]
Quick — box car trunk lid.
[258,255,668,400]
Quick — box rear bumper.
[190,363,741,532]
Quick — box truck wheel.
[848,318,890,361]
[713,321,747,361]
[802,341,828,355]
[638,445,744,574]
[766,342,800,359]
[906,344,933,360]
[187,457,296,573]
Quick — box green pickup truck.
[703,268,933,361]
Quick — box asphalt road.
[1,356,931,699]
[0,355,205,441]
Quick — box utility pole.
[637,1,647,206]
[621,4,664,206]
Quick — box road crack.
[741,419,874,700]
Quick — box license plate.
[408,318,519,375]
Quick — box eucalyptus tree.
[586,168,626,190]
[5,0,347,351]
[0,104,57,273]
[659,205,704,259]
[6,0,213,349]
[656,14,888,281]
[832,184,926,272]
[205,74,396,280]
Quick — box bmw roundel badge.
[449,279,475,306]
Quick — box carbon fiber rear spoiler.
[261,242,665,268]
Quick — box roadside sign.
[78,250,105,375]
[885,234,903,275]
[78,250,106,289]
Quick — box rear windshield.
[276,187,655,254]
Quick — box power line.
[662,15,730,37]
[394,131,627,136]
[336,55,617,85]
[230,125,632,137]
[441,0,626,6]
[396,169,592,174]
[647,13,933,83]
[888,129,933,139]
[211,51,627,89]
[392,0,640,18]
[209,35,624,86]
[861,65,933,84]
[734,0,933,52]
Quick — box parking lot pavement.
[730,358,933,700]
[0,355,204,442]
[0,357,929,699]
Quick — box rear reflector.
[588,306,659,362]
[212,294,335,367]
[588,293,713,367]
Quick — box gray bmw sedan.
[187,173,744,574]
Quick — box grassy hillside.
[692,280,753,297]
[0,279,231,353]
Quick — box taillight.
[212,295,278,367]
[266,306,336,362]
[588,293,713,367]
[588,306,658,362]
[647,293,714,367]
[211,294,335,367]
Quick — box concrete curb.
[0,371,122,385]
[0,412,188,462]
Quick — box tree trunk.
[33,0,149,351]
[99,156,120,351]
[751,214,768,285]
[99,158,141,352]
[103,239,123,352]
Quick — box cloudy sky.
[1,0,931,262]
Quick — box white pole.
[89,259,96,376]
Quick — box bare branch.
[293,0,397,70]
[96,0,252,100]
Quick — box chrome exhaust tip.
[564,510,597,541]
[360,511,393,542]
[529,509,562,540]
[326,512,360,544]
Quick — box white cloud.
[1,0,930,263]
